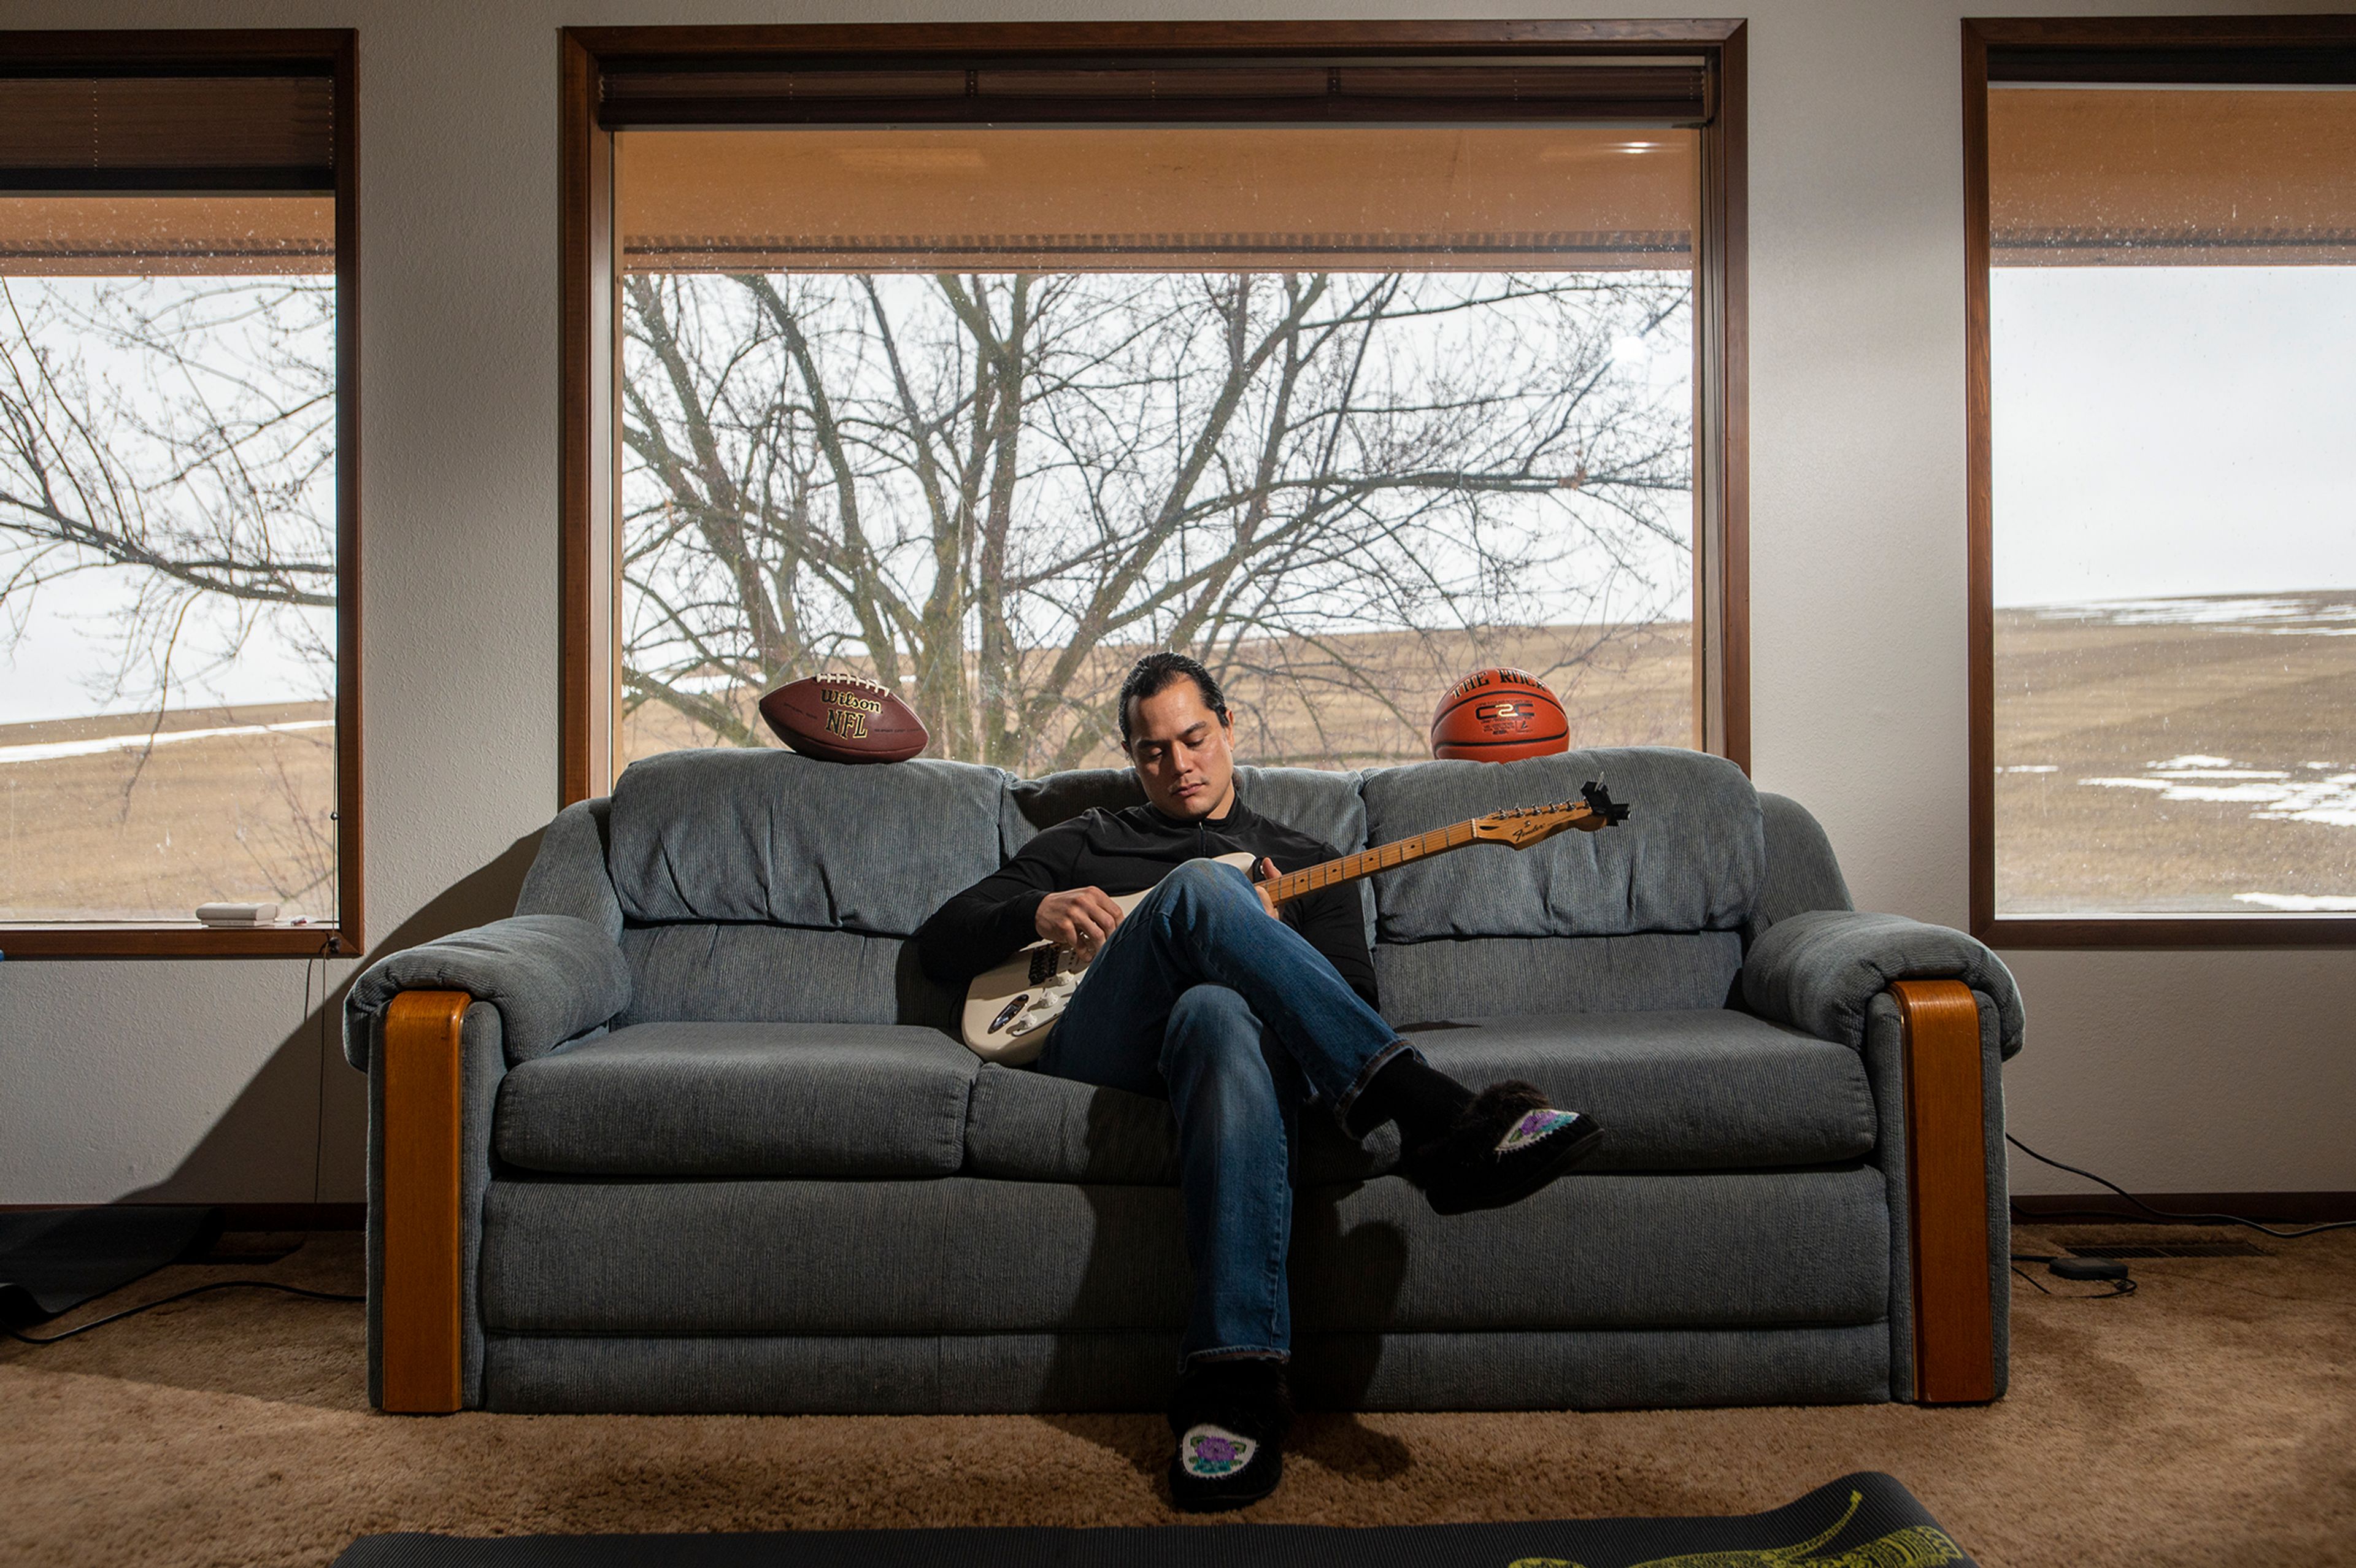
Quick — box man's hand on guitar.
[1036,886,1126,956]
[1252,856,1282,918]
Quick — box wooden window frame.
[1965,16,2356,950]
[0,29,362,959]
[558,20,1749,802]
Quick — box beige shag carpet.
[2,1225,2350,1568]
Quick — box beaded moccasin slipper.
[1167,1358,1292,1513]
[1403,1080,1603,1216]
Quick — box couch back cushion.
[608,748,1011,934]
[1374,932,1744,1026]
[1360,747,1762,942]
[1358,748,1760,1021]
[606,749,1007,1025]
[615,924,961,1031]
[1004,764,1367,856]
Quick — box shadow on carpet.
[332,1472,1971,1567]
[0,1206,218,1326]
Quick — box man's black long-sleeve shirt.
[914,791,1378,1010]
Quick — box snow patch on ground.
[2033,595,2356,631]
[0,720,332,767]
[2236,892,2356,912]
[2079,758,2356,828]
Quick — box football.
[1430,667,1569,762]
[758,672,930,764]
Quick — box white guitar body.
[959,853,1255,1063]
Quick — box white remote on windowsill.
[194,902,281,927]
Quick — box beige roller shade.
[0,195,334,276]
[1990,86,2356,265]
[619,125,1698,273]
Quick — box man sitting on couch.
[916,651,1603,1512]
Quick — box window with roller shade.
[579,36,1733,780]
[1969,26,2356,936]
[0,37,358,953]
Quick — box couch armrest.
[342,912,625,1414]
[358,993,509,1412]
[343,913,631,1070]
[1741,909,2023,1059]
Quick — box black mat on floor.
[331,1471,1971,1568]
[0,1205,217,1326]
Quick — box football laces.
[815,671,895,695]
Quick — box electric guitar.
[959,782,1631,1062]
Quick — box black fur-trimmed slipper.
[1401,1080,1604,1216]
[1167,1357,1292,1513]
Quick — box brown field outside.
[1994,593,2356,915]
[0,702,337,925]
[7,595,2347,925]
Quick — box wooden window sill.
[0,924,354,958]
[1982,915,2356,950]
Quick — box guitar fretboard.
[1263,819,1482,907]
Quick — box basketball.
[1429,667,1569,762]
[758,672,930,764]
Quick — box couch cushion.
[615,925,957,1030]
[958,1009,1873,1182]
[493,1021,977,1178]
[1402,1012,1876,1170]
[1374,933,1745,1025]
[479,1168,1887,1335]
[960,1064,1396,1186]
[1360,748,1763,943]
[607,747,1008,934]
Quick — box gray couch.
[345,744,2022,1415]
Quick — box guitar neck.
[1261,818,1484,908]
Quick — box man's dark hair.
[1118,651,1230,745]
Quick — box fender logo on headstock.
[1471,782,1633,846]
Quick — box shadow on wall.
[127,826,548,1207]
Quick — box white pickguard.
[958,853,1255,1062]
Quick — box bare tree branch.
[618,267,1696,769]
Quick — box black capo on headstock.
[1580,782,1632,824]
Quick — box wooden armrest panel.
[1893,978,1996,1403]
[381,989,469,1413]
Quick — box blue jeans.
[1037,858,1407,1367]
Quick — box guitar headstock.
[1470,783,1633,848]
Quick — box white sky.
[0,568,325,726]
[1992,266,2356,607]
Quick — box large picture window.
[1966,19,2356,943]
[0,35,359,955]
[561,25,1747,793]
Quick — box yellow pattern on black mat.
[1505,1488,1969,1568]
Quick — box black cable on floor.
[2007,1134,2356,1240]
[2010,1260,2135,1299]
[2,1280,363,1345]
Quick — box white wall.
[2,0,2349,1207]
